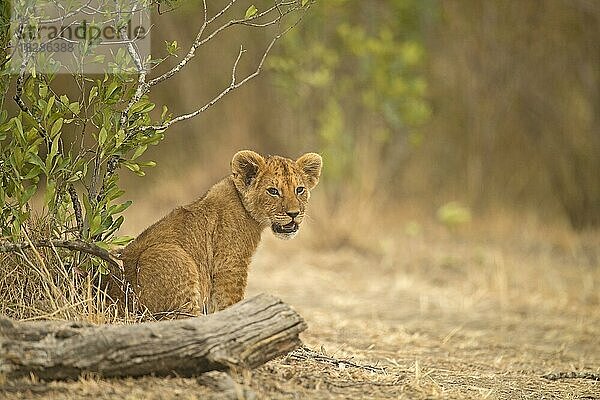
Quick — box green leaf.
[245,5,258,19]
[92,54,105,63]
[82,193,91,217]
[161,105,169,121]
[95,241,110,251]
[96,264,109,275]
[44,95,55,118]
[108,200,132,216]
[22,165,41,180]
[105,81,120,101]
[101,214,124,239]
[89,213,102,236]
[50,135,60,159]
[26,128,39,142]
[50,117,63,138]
[46,135,60,172]
[165,40,179,56]
[0,119,12,133]
[131,144,147,160]
[88,86,98,104]
[44,180,56,205]
[104,187,125,202]
[21,185,36,205]
[123,161,140,173]
[139,132,164,146]
[99,127,108,146]
[27,153,46,171]
[130,99,155,115]
[115,128,125,148]
[302,0,309,6]
[109,235,134,245]
[68,102,80,115]
[21,112,37,129]
[39,83,48,98]
[14,117,23,136]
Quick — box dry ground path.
[2,226,599,399]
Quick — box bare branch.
[145,0,209,89]
[118,1,147,129]
[140,11,305,132]
[145,0,297,89]
[38,0,94,24]
[207,0,236,24]
[13,55,31,115]
[67,184,84,238]
[13,51,51,146]
[232,44,245,84]
[0,239,121,271]
[0,237,136,303]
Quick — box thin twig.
[287,345,388,375]
[542,371,600,381]
[232,45,245,84]
[38,0,95,24]
[95,154,121,228]
[207,0,237,24]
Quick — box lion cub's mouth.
[271,221,299,234]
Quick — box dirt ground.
[1,215,599,399]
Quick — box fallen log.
[0,293,306,380]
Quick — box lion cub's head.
[231,150,322,239]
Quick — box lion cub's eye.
[267,187,280,196]
[296,186,305,195]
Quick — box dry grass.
[1,192,599,399]
[0,214,149,324]
[0,237,118,323]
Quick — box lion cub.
[118,150,322,315]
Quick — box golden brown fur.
[116,151,322,315]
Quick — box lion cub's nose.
[286,210,300,219]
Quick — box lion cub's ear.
[296,152,322,189]
[232,150,265,187]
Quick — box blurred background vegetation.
[120,0,598,234]
[3,0,599,235]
